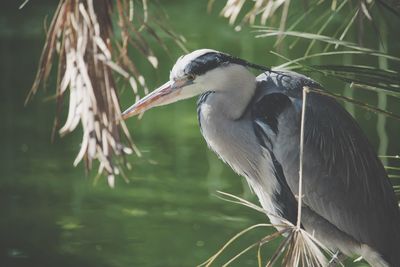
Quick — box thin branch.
[297,86,309,229]
[197,223,272,267]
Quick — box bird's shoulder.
[250,70,321,143]
[254,70,321,99]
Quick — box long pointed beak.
[122,81,177,119]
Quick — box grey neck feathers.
[203,64,256,120]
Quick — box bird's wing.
[251,71,400,261]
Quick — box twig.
[19,0,30,9]
[297,86,308,229]
[197,223,272,267]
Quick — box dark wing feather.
[252,71,400,265]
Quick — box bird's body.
[123,49,400,266]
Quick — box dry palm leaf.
[212,0,400,47]
[197,192,334,267]
[213,0,398,26]
[27,0,185,186]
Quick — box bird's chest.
[198,101,253,176]
[197,99,280,217]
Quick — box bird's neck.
[206,65,257,120]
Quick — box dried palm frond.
[215,0,288,26]
[213,0,400,26]
[197,192,334,267]
[27,0,184,186]
[212,0,400,47]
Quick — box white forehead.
[170,49,219,80]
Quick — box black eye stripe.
[184,52,270,76]
[184,52,227,76]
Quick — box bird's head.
[122,49,269,119]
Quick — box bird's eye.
[187,74,195,81]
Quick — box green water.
[1,1,399,267]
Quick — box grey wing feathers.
[255,71,322,99]
[252,71,400,265]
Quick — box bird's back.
[252,71,400,266]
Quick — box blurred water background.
[1,1,399,266]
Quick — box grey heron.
[122,49,400,266]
